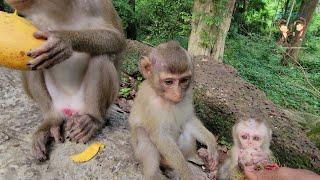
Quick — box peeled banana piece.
[70,142,105,163]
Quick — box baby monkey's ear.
[139,56,152,79]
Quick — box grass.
[223,34,320,117]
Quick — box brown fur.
[150,41,192,74]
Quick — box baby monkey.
[129,41,218,180]
[218,118,274,180]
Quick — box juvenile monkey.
[129,41,218,180]
[218,118,274,180]
[5,0,125,161]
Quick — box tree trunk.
[288,0,319,60]
[188,0,236,62]
[126,0,137,40]
[283,0,291,18]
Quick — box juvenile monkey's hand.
[27,31,73,70]
[65,114,103,143]
[251,150,268,164]
[239,148,269,171]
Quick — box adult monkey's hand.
[244,166,320,180]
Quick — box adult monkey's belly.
[44,52,90,117]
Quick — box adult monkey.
[5,0,125,161]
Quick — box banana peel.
[0,11,43,70]
[70,142,105,163]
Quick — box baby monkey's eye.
[253,136,260,141]
[241,135,248,140]
[164,79,174,85]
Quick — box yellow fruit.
[70,142,105,163]
[0,11,43,70]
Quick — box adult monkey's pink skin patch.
[62,108,76,117]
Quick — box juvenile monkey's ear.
[139,56,152,79]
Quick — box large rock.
[193,56,320,173]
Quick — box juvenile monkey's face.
[155,71,192,104]
[5,0,34,11]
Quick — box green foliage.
[224,34,320,116]
[119,87,132,98]
[304,12,320,51]
[135,0,193,48]
[113,0,135,30]
[0,0,13,12]
[218,136,232,147]
[232,0,271,35]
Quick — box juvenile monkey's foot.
[32,125,64,162]
[65,114,103,143]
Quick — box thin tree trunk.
[188,0,236,62]
[289,0,319,60]
[283,0,290,18]
[126,0,137,40]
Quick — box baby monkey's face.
[238,129,264,149]
[236,120,268,149]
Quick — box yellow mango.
[0,11,43,70]
[70,142,105,163]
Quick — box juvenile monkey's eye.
[180,78,189,84]
[164,80,174,85]
[253,136,260,141]
[241,135,248,140]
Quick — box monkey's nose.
[171,97,182,103]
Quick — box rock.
[121,40,152,76]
